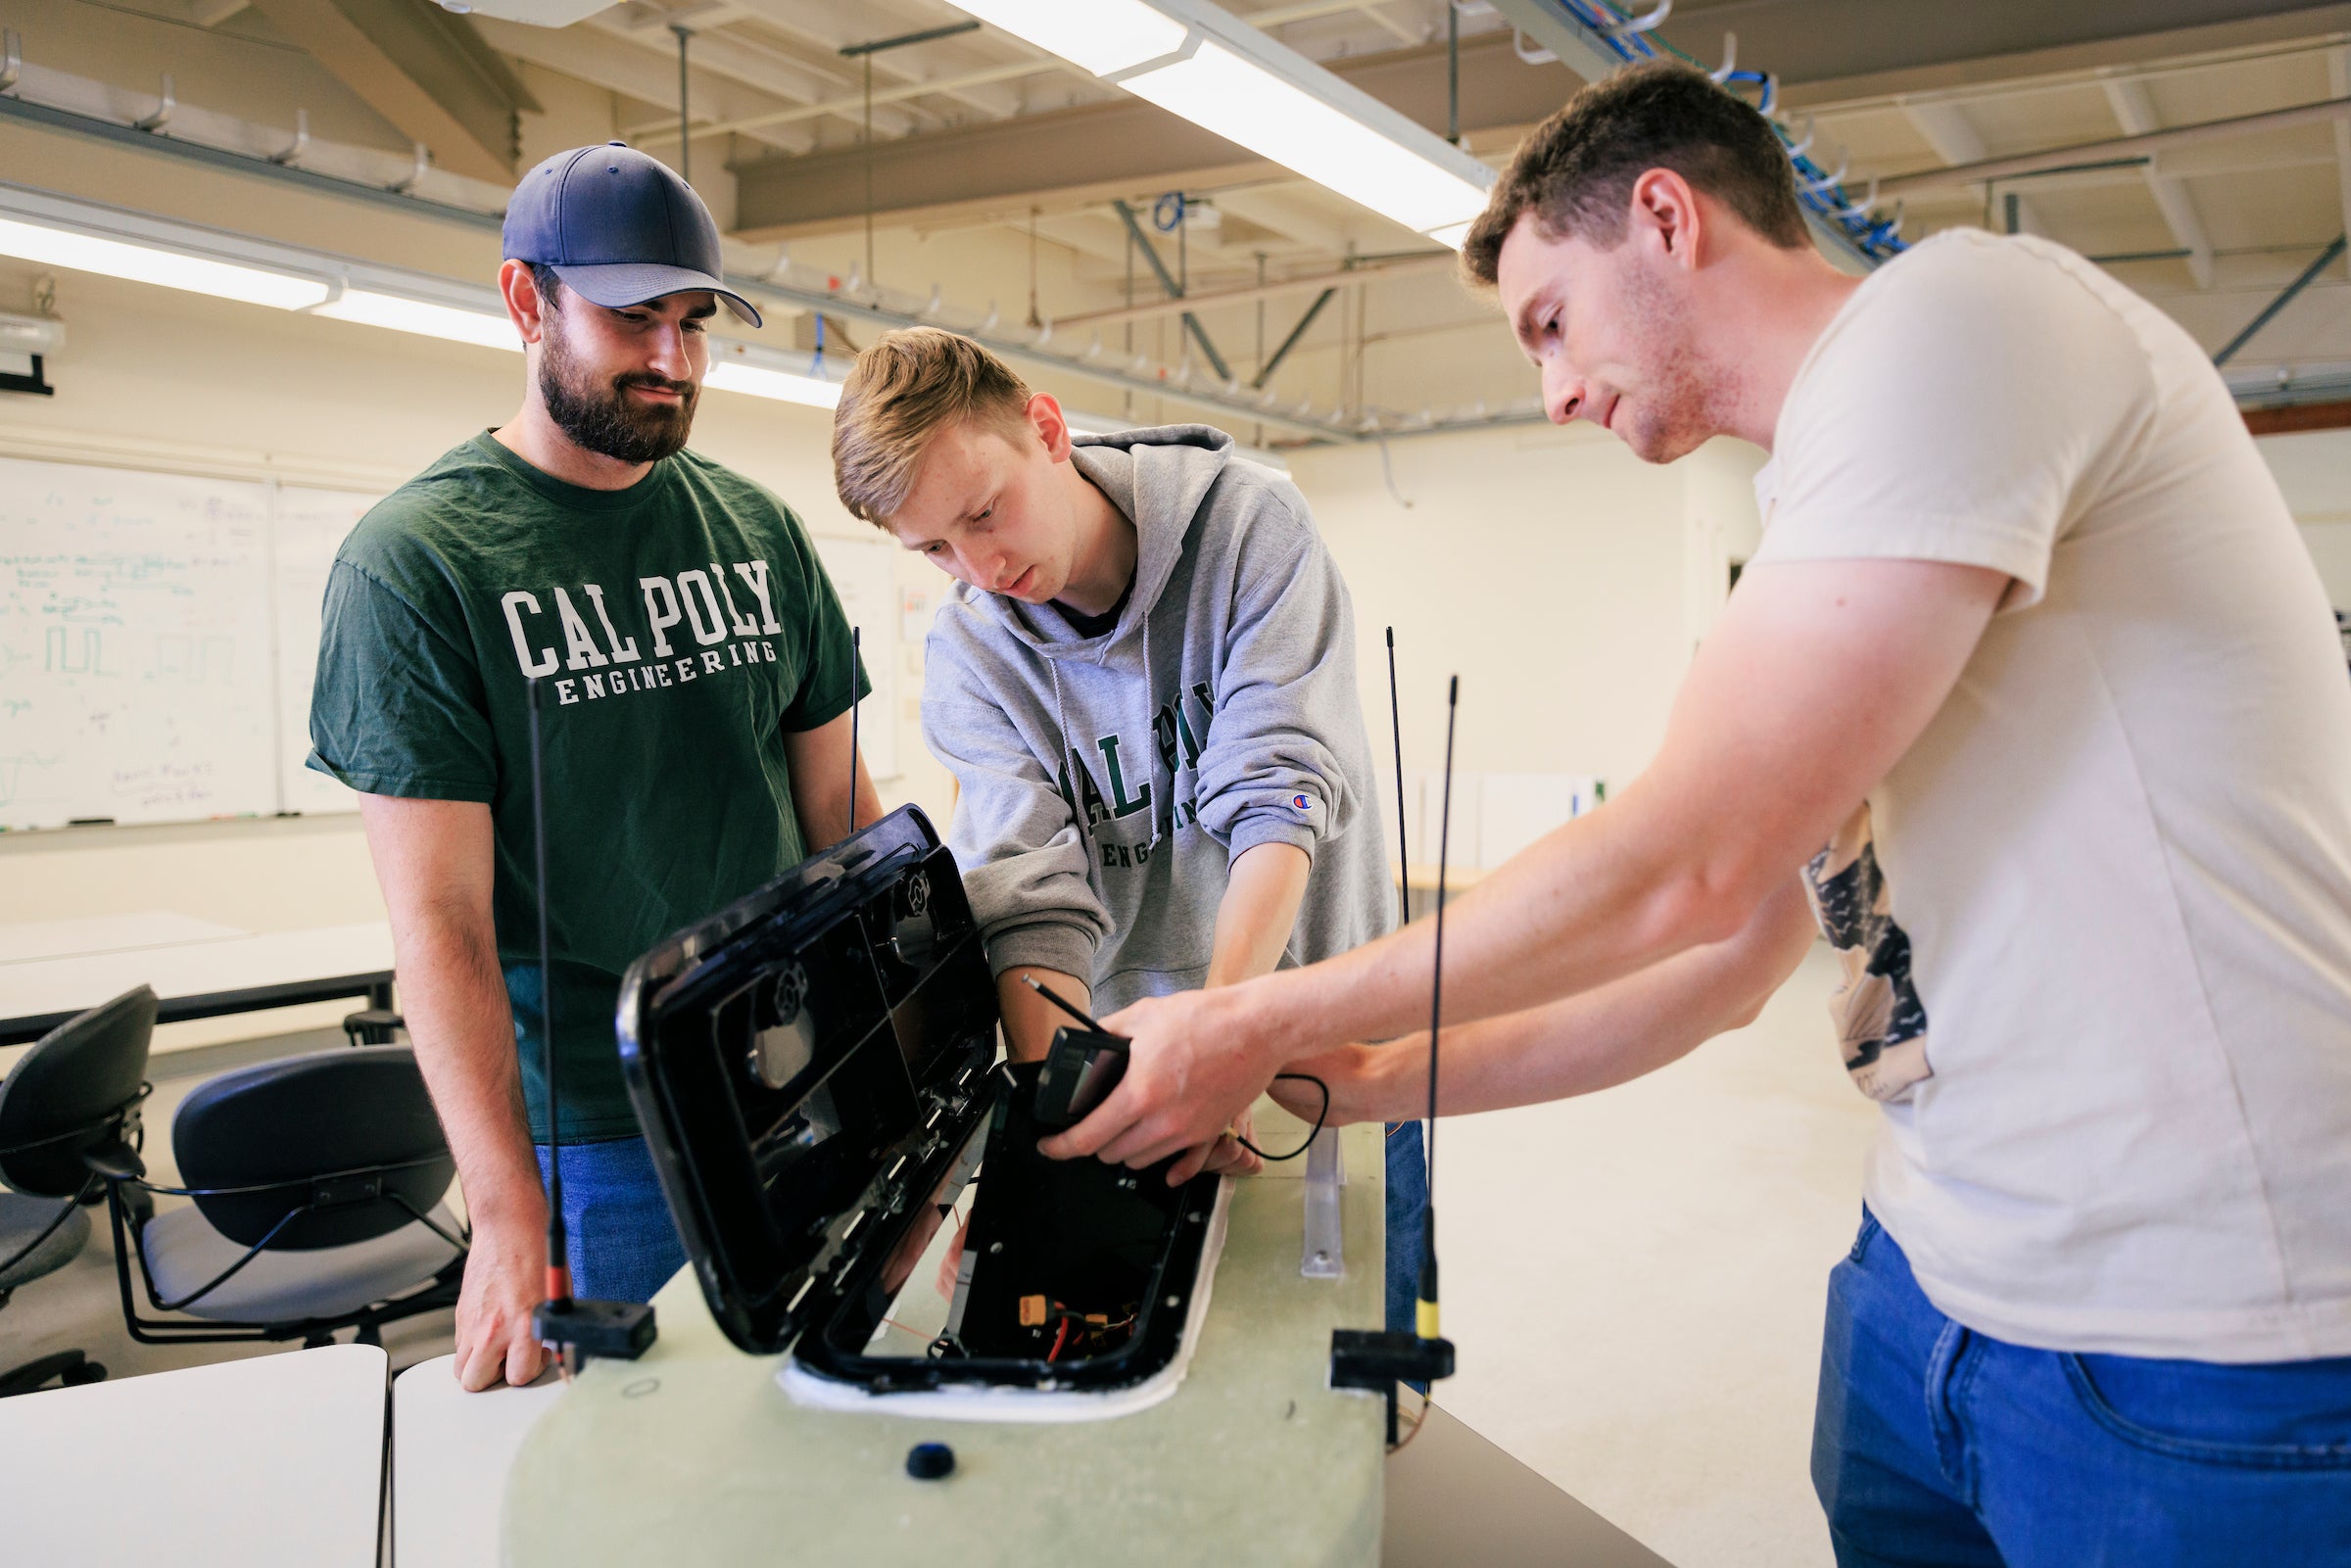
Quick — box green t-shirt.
[309,432,868,1141]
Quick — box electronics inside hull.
[617,805,1225,1407]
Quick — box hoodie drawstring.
[1047,657,1101,885]
[1140,610,1163,852]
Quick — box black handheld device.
[1021,975,1131,1130]
[524,675,657,1372]
[1034,1028,1130,1130]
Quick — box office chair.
[0,985,159,1397]
[340,1007,404,1048]
[99,1045,466,1348]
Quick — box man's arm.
[1272,877,1816,1126]
[1202,842,1311,990]
[1158,844,1312,1182]
[358,793,547,1392]
[781,708,885,851]
[1049,556,2008,1167]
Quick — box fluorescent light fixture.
[705,360,842,409]
[1121,37,1487,242]
[311,289,520,352]
[0,214,333,309]
[952,0,1186,76]
[947,0,1492,246]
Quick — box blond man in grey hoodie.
[833,328,1427,1334]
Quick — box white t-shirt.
[1753,228,2351,1362]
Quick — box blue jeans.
[1385,1120,1427,1337]
[534,1137,687,1305]
[1814,1208,2351,1567]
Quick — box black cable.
[527,676,566,1295]
[1234,1072,1328,1162]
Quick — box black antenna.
[1419,675,1457,1342]
[1386,628,1410,907]
[1326,661,1456,1440]
[528,676,657,1372]
[1024,972,1106,1032]
[529,675,568,1308]
[860,630,870,846]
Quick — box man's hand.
[1036,987,1281,1168]
[454,1216,550,1392]
[1165,1111,1265,1185]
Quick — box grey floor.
[1387,1402,1671,1567]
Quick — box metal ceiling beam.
[1881,95,2351,196]
[624,57,1055,145]
[1110,198,1233,384]
[1254,287,1338,388]
[730,30,1558,240]
[1498,0,2351,108]
[240,0,536,182]
[1900,99,1989,166]
[2329,48,2351,264]
[583,12,919,138]
[471,16,809,155]
[2103,76,2215,289]
[1050,252,1454,332]
[720,0,1033,122]
[2214,233,2347,364]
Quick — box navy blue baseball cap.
[503,142,761,328]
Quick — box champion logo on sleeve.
[1293,793,1312,811]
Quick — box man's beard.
[1611,262,1732,466]
[539,315,697,464]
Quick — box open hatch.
[617,805,1228,1417]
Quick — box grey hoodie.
[922,425,1395,1011]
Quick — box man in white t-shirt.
[1041,61,2351,1564]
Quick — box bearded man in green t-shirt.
[309,144,878,1392]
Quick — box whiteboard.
[0,455,907,830]
[811,533,900,782]
[0,457,278,828]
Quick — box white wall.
[2256,426,2351,607]
[1288,423,1766,862]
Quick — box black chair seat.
[141,1199,462,1322]
[0,1194,89,1293]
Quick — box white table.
[392,1356,566,1568]
[0,913,246,965]
[0,1344,389,1567]
[501,1116,1388,1568]
[0,917,396,1046]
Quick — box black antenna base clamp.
[1329,1327,1456,1445]
[534,1296,658,1371]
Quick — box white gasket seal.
[777,1174,1234,1424]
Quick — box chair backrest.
[0,986,158,1199]
[173,1046,455,1251]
